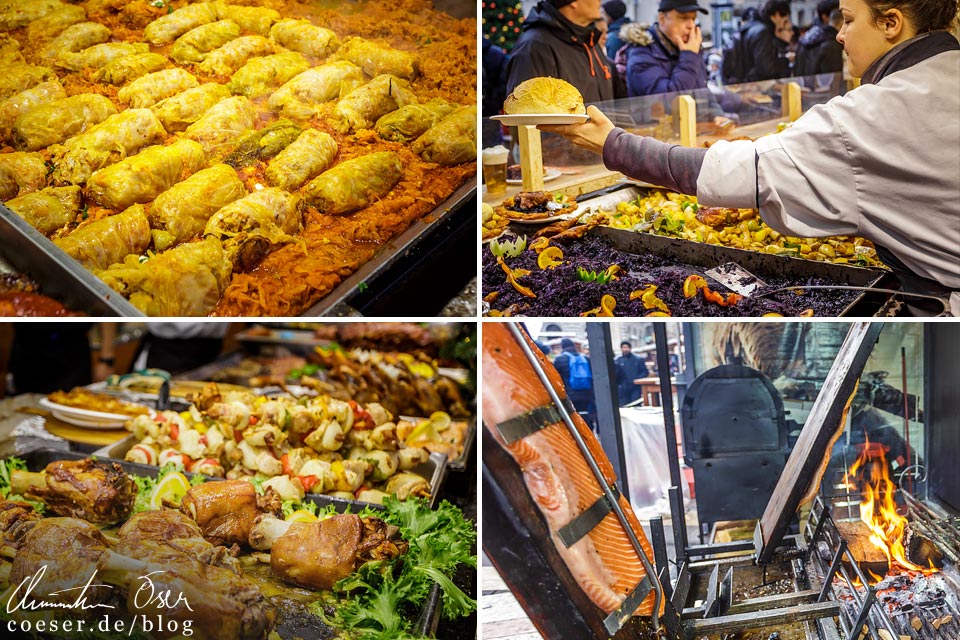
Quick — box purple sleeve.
[601,128,708,195]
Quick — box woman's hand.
[538,106,616,156]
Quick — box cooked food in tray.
[482,235,867,317]
[46,386,151,417]
[606,191,883,268]
[0,0,476,316]
[0,271,82,316]
[0,454,475,639]
[123,383,443,505]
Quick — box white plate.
[507,169,562,186]
[39,398,142,430]
[491,113,590,126]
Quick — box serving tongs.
[704,262,950,314]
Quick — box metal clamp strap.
[558,488,620,548]
[603,576,653,635]
[495,398,576,445]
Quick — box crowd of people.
[484,0,855,125]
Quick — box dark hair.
[761,0,791,20]
[864,0,958,33]
[603,0,628,20]
[816,0,839,20]
[561,338,576,349]
[620,340,632,348]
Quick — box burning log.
[836,520,890,577]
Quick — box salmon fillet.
[482,323,662,617]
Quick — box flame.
[844,435,923,573]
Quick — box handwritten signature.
[6,566,192,614]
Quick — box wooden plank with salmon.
[482,322,664,632]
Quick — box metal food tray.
[0,205,143,316]
[0,0,476,319]
[564,183,893,316]
[93,435,450,510]
[10,447,443,639]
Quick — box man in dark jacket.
[603,0,631,60]
[553,338,595,415]
[482,36,509,147]
[614,341,648,406]
[621,0,708,97]
[737,0,793,82]
[794,1,843,77]
[506,0,619,104]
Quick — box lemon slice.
[406,419,442,446]
[286,509,318,523]
[428,411,451,431]
[149,472,190,510]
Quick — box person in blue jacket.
[603,0,631,60]
[621,0,709,97]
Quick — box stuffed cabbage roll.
[375,99,455,143]
[41,22,110,62]
[150,83,230,132]
[412,105,477,166]
[337,37,419,80]
[0,152,46,200]
[58,42,150,72]
[25,3,85,44]
[0,80,66,141]
[150,164,246,245]
[227,52,309,99]
[212,2,279,36]
[0,34,22,63]
[12,93,116,151]
[265,129,338,191]
[143,2,217,45]
[51,109,167,185]
[224,119,301,168]
[171,19,241,64]
[95,52,169,86]
[96,237,232,317]
[197,35,275,77]
[0,0,61,31]
[267,61,364,120]
[303,151,403,215]
[204,187,304,270]
[54,204,151,270]
[86,139,206,210]
[184,95,256,159]
[4,185,81,235]
[0,64,56,100]
[333,74,418,132]
[269,19,339,60]
[118,68,199,108]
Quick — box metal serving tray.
[565,183,893,316]
[10,447,443,639]
[93,435,449,510]
[0,205,143,316]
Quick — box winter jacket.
[620,22,707,97]
[794,24,843,77]
[605,16,631,61]
[740,19,791,82]
[483,36,509,118]
[614,353,648,405]
[505,1,619,104]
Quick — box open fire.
[844,437,938,578]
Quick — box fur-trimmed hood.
[619,22,653,46]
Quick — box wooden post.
[517,125,544,192]
[781,82,802,122]
[676,95,697,147]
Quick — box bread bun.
[503,77,586,115]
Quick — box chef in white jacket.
[542,0,960,314]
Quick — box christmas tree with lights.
[482,1,524,52]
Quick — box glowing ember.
[844,436,934,576]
